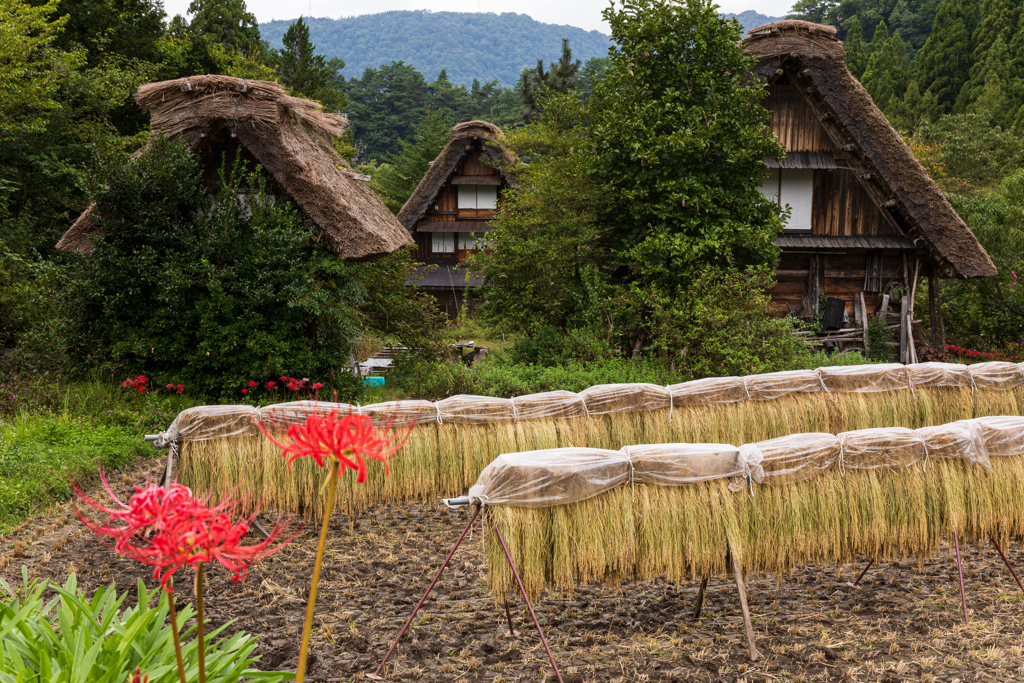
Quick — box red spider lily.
[241,388,249,395]
[126,668,149,683]
[312,382,323,390]
[266,381,277,389]
[248,381,258,387]
[256,411,411,483]
[74,474,297,591]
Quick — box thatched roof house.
[742,21,994,357]
[398,121,517,318]
[57,75,411,260]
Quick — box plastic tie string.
[906,367,916,398]
[816,369,830,393]
[620,447,636,502]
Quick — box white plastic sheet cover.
[918,420,990,470]
[747,432,841,483]
[467,448,630,508]
[907,362,973,389]
[621,443,751,486]
[155,405,259,447]
[360,400,438,428]
[260,400,356,429]
[437,395,516,425]
[668,376,746,407]
[838,427,926,469]
[579,383,671,416]
[743,369,822,402]
[818,364,911,394]
[512,391,587,421]
[968,362,1024,391]
[972,416,1024,458]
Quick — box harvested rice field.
[5,456,1024,683]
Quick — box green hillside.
[260,11,612,88]
[721,10,785,32]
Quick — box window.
[431,232,455,253]
[759,168,813,231]
[458,184,498,209]
[458,233,493,250]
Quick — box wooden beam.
[900,296,908,364]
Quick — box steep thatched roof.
[397,121,517,231]
[57,75,411,260]
[744,21,995,279]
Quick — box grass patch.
[0,413,150,533]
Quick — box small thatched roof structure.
[397,120,518,231]
[744,21,995,279]
[58,75,411,260]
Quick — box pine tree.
[275,17,345,111]
[957,0,1021,110]
[844,16,868,79]
[187,0,263,53]
[862,23,909,114]
[370,108,454,214]
[547,38,582,93]
[914,0,979,115]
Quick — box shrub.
[509,326,617,367]
[642,266,812,380]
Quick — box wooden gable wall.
[412,150,502,260]
[764,84,894,238]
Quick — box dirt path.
[3,456,1024,682]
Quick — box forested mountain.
[721,10,785,31]
[261,11,611,88]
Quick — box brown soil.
[3,456,1024,682]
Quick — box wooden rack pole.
[729,547,760,662]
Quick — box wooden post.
[730,548,759,662]
[899,296,908,364]
[935,276,946,349]
[908,259,920,364]
[859,292,870,357]
[928,271,938,347]
[880,293,890,318]
[692,577,709,619]
[807,254,821,317]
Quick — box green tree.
[274,16,345,111]
[590,0,785,294]
[941,169,1024,351]
[844,15,868,79]
[53,0,165,67]
[368,107,454,214]
[0,0,86,140]
[473,91,614,335]
[346,62,429,161]
[914,0,978,115]
[862,23,910,113]
[186,0,263,53]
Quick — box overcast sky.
[163,1,794,34]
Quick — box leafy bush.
[55,136,368,398]
[0,573,286,682]
[509,326,617,367]
[641,266,811,380]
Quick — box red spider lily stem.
[195,562,207,683]
[295,458,340,683]
[166,586,188,683]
